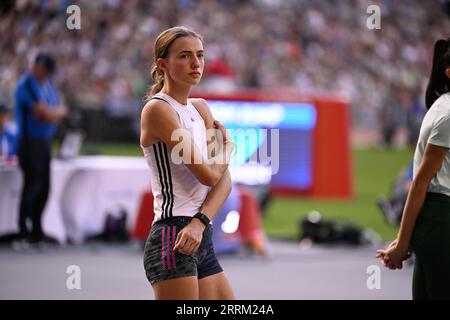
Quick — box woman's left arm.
[173,99,233,255]
[198,169,232,221]
[173,168,232,255]
[190,98,233,221]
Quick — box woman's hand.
[213,120,230,144]
[173,219,205,255]
[376,239,411,270]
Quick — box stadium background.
[1,0,450,242]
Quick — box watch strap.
[193,212,210,227]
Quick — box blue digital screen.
[208,101,316,129]
[208,100,317,189]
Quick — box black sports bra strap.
[150,96,170,104]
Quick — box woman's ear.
[157,58,167,72]
[446,67,450,79]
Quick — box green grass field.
[263,148,414,241]
[84,143,413,241]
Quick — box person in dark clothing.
[377,38,450,300]
[14,52,67,245]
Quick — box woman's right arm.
[140,100,230,187]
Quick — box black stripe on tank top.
[153,142,169,219]
[162,143,174,217]
[149,96,174,218]
[156,142,174,219]
[157,142,173,218]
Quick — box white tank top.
[141,92,210,222]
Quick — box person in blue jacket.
[15,52,67,245]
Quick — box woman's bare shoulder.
[141,98,178,122]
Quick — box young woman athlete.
[140,26,235,300]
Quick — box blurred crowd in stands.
[1,0,449,145]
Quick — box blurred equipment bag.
[299,211,363,245]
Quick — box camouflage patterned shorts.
[143,216,223,285]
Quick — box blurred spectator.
[0,102,17,162]
[0,0,449,142]
[378,85,403,147]
[14,52,67,246]
[406,89,427,147]
[376,161,413,225]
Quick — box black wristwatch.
[193,212,210,227]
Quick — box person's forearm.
[34,102,66,124]
[396,180,429,251]
[199,169,232,221]
[179,170,232,255]
[206,142,234,176]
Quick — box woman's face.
[159,36,204,87]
